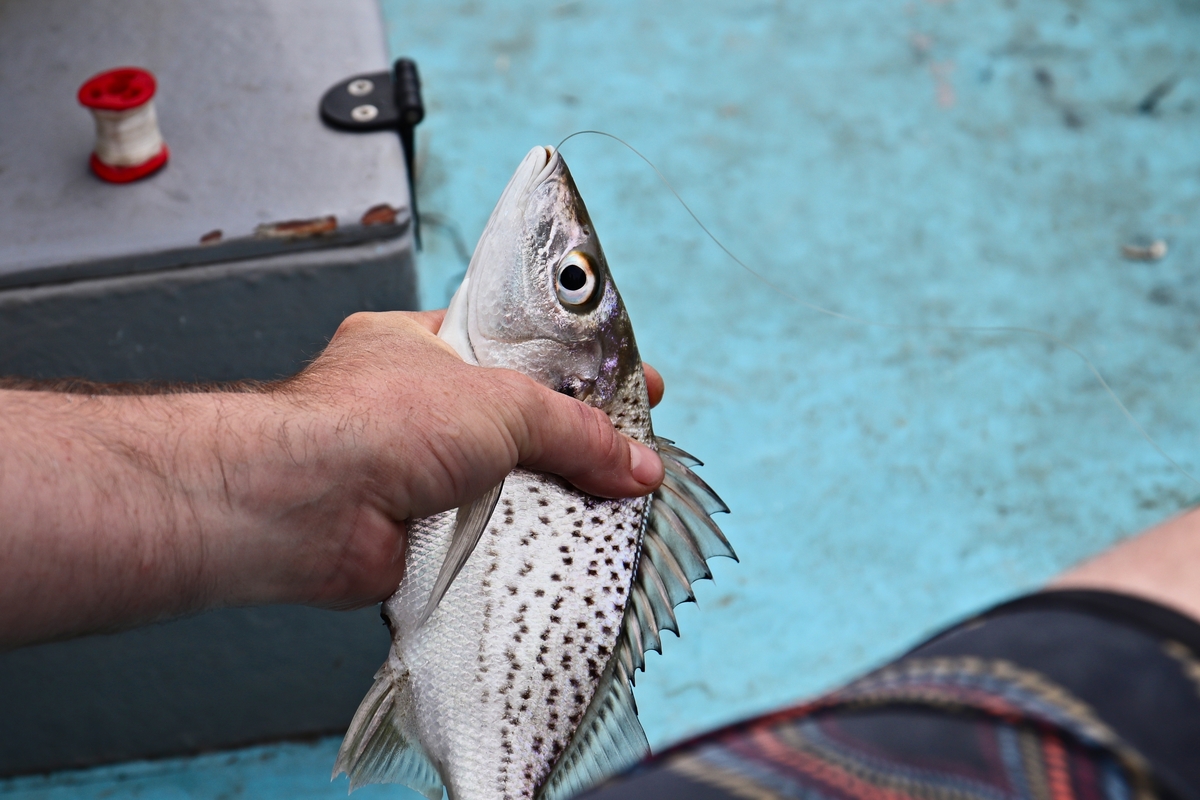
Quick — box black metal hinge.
[321,58,425,246]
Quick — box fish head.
[441,146,639,410]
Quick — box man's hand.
[0,311,665,648]
[246,310,664,612]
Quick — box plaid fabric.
[582,656,1156,800]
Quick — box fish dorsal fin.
[539,438,731,797]
[625,437,734,672]
[415,480,504,628]
[538,660,649,800]
[333,664,446,800]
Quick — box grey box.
[0,0,412,775]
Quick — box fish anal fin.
[333,663,445,799]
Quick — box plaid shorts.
[581,591,1200,800]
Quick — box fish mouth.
[519,145,560,196]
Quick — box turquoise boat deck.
[5,1,1198,797]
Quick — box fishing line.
[556,129,1200,490]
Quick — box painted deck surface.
[4,1,1198,797]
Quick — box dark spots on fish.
[622,560,631,569]
[534,588,545,597]
[598,644,610,656]
[560,653,573,668]
[587,659,601,680]
[551,596,564,610]
[520,538,531,547]
[532,736,544,752]
[519,562,533,576]
[536,653,545,665]
[551,573,562,582]
[507,585,518,595]
[528,486,539,493]
[584,596,595,606]
[538,498,549,507]
[595,610,606,620]
[571,530,583,539]
[577,621,587,629]
[562,556,574,565]
[603,557,612,566]
[603,533,614,542]
[626,537,636,547]
[542,670,555,682]
[550,614,561,624]
[610,572,620,581]
[591,516,603,525]
[539,516,550,525]
[616,586,625,595]
[587,568,599,576]
[611,544,621,552]
[519,624,529,635]
[602,586,612,593]
[559,545,570,553]
[600,623,613,634]
[521,688,532,700]
[540,629,551,641]
[566,506,577,514]
[505,516,514,525]
[615,522,625,531]
[518,603,528,613]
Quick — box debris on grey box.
[254,215,337,239]
[361,203,397,226]
[199,229,223,244]
[1121,240,1168,262]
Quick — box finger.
[504,376,664,498]
[408,308,447,335]
[643,363,664,408]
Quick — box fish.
[333,145,734,800]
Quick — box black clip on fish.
[320,57,426,248]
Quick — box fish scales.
[391,370,653,798]
[334,146,733,800]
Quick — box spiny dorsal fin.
[622,437,734,673]
[540,437,731,798]
[333,664,445,799]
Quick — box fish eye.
[555,251,596,306]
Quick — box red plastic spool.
[77,67,169,183]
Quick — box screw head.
[351,104,379,122]
[347,78,374,97]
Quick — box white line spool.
[77,67,169,183]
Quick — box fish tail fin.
[333,662,445,799]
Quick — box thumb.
[502,375,663,499]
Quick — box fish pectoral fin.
[333,663,445,799]
[415,480,504,628]
[538,661,649,800]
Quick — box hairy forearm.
[0,387,348,648]
[0,310,663,650]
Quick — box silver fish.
[333,146,733,800]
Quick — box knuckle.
[334,311,373,339]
